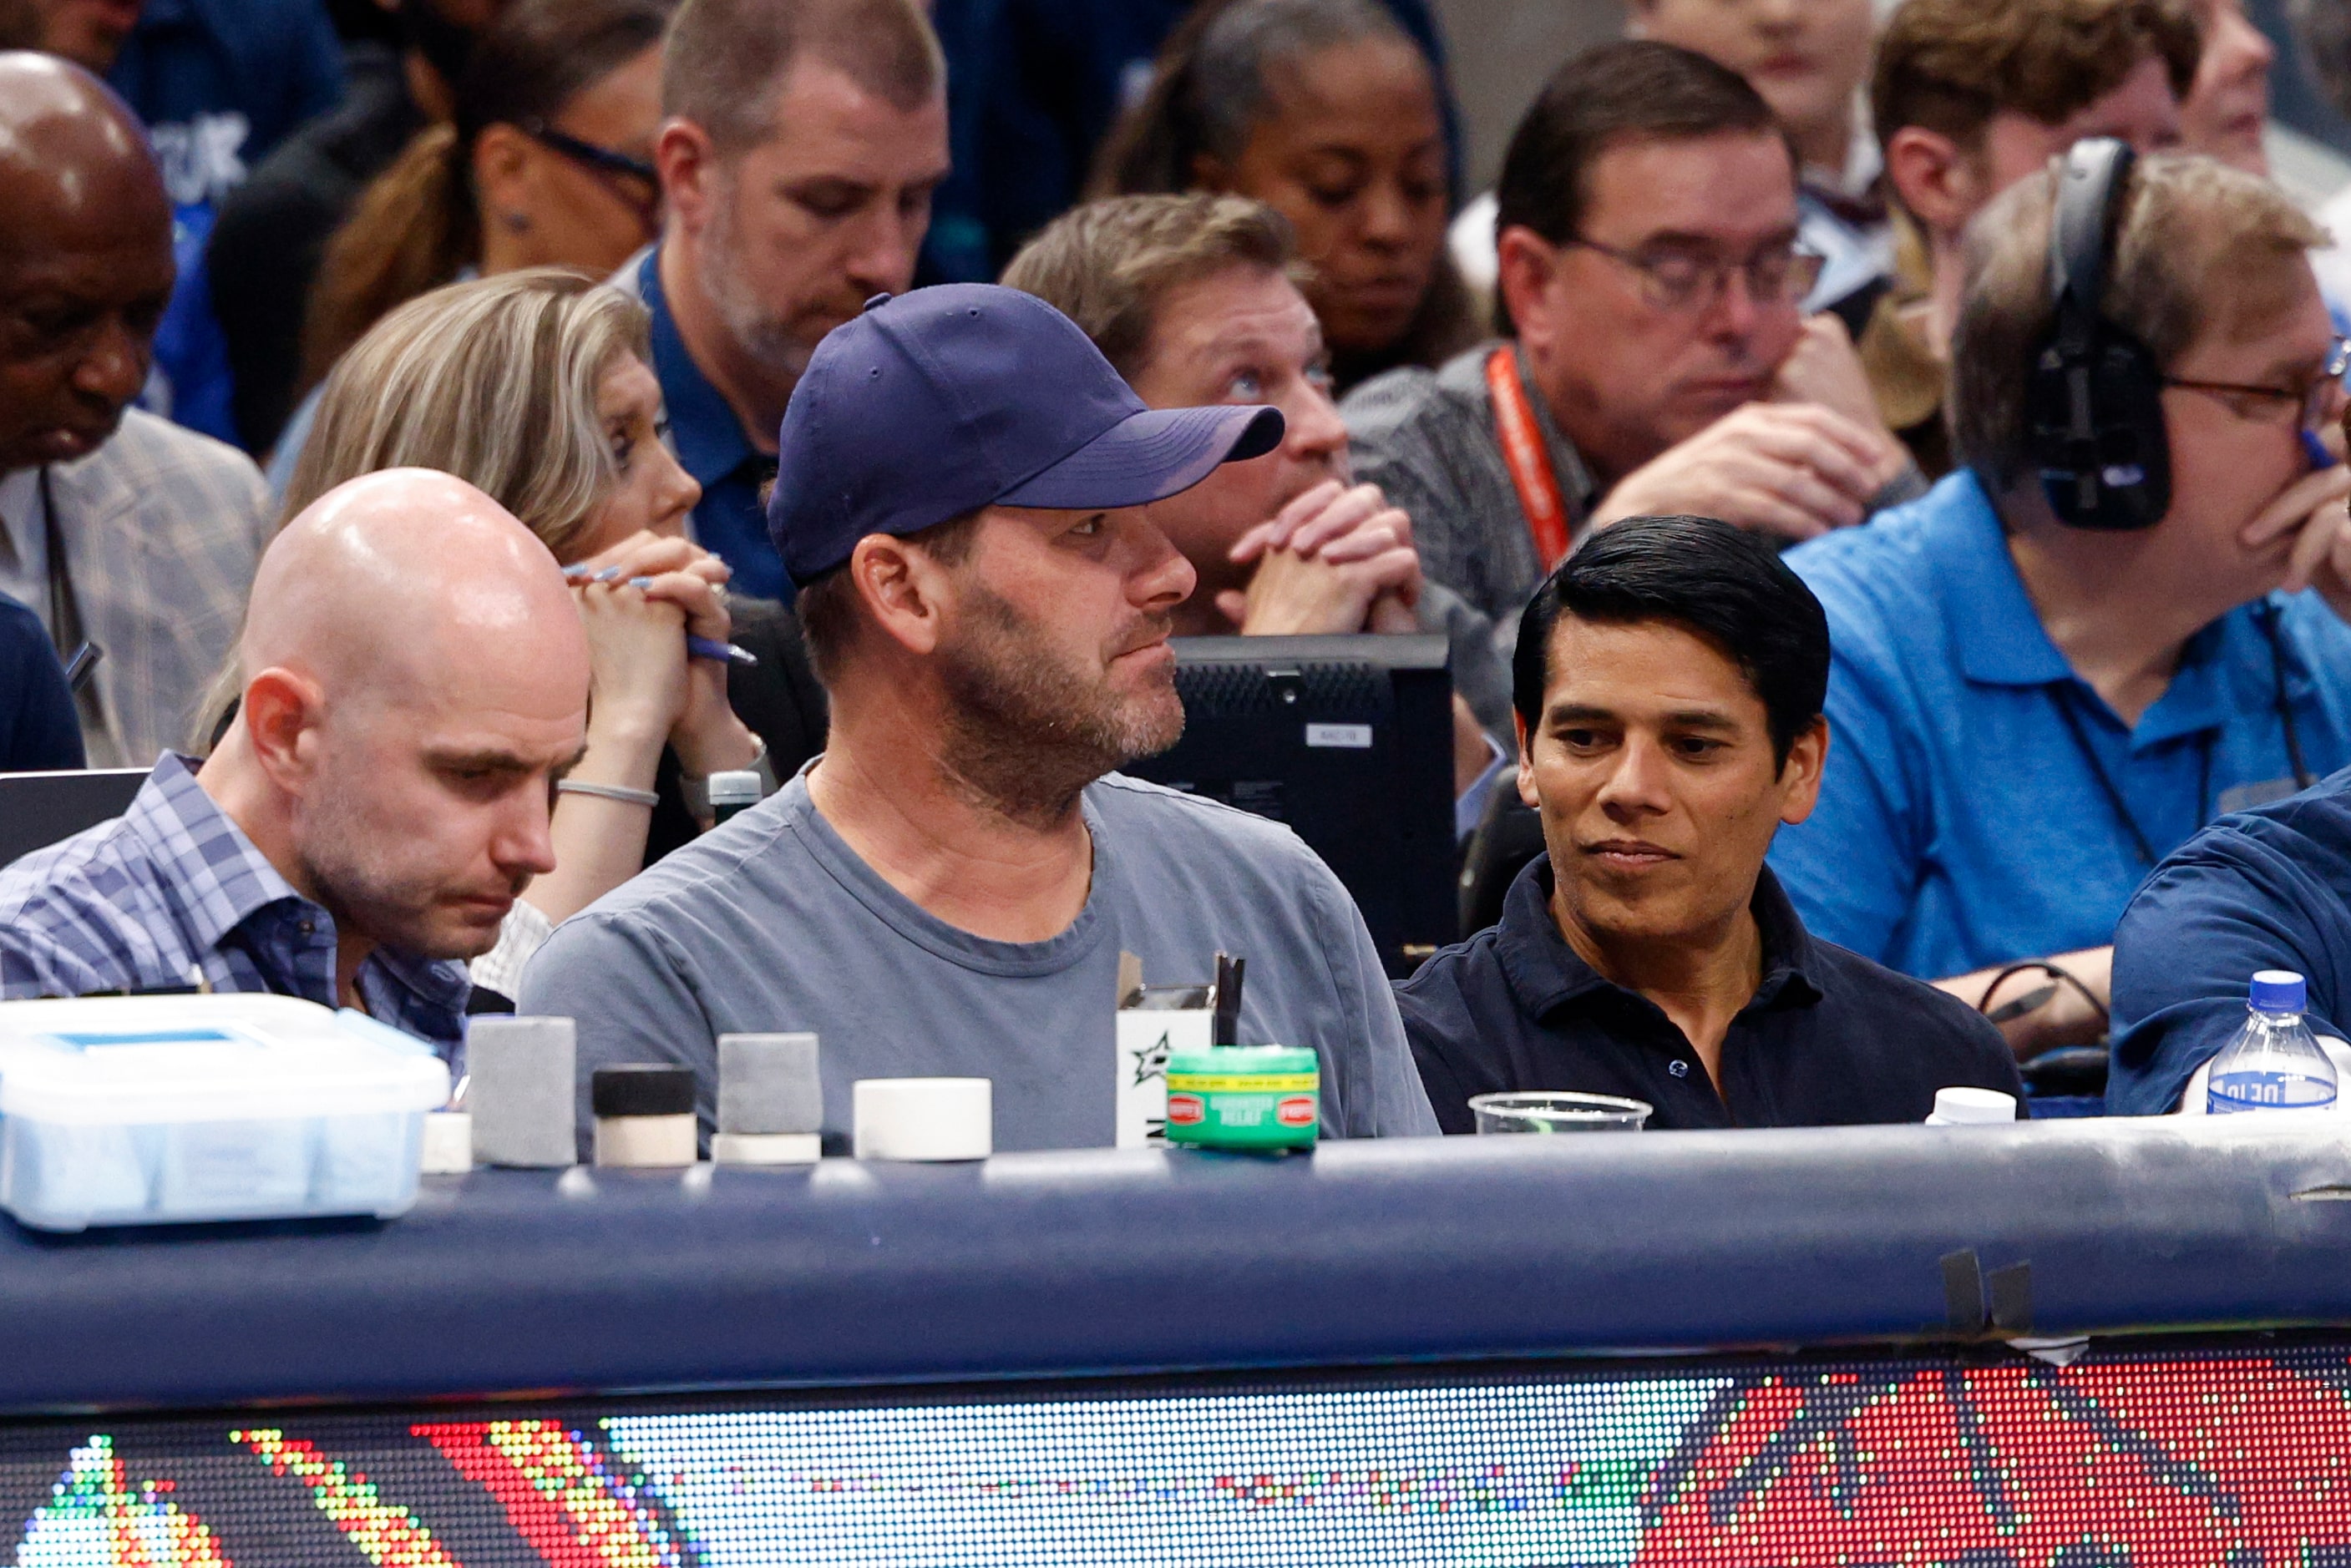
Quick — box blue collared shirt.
[1769,469,2351,981]
[0,755,469,1055]
[638,250,788,600]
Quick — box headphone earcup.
[2025,323,2171,532]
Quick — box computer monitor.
[1125,634,1455,975]
[0,769,145,870]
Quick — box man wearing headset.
[1765,144,2351,1061]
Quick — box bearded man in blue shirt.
[1767,144,2351,1061]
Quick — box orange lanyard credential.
[1484,345,1573,570]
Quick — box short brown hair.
[661,0,942,154]
[1872,0,2202,159]
[1951,153,2326,492]
[999,193,1300,379]
[795,510,982,685]
[1491,40,1785,333]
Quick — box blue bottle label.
[2209,1070,2338,1113]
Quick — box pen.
[688,635,759,666]
[2304,427,2339,471]
[560,565,759,664]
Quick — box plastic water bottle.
[2207,970,2338,1114]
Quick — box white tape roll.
[853,1078,992,1161]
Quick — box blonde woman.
[280,268,827,995]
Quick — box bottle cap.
[708,770,764,807]
[592,1064,696,1119]
[2251,970,2308,1012]
[1929,1086,2017,1125]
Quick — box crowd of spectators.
[9,0,2351,1147]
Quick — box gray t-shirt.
[516,771,1437,1152]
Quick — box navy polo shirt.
[1770,469,2351,982]
[639,250,788,600]
[1397,855,2020,1132]
[2109,766,2351,1114]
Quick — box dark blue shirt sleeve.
[2108,817,2348,1115]
[0,597,82,773]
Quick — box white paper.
[1115,1007,1212,1149]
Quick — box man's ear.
[241,667,327,796]
[850,533,957,657]
[1776,715,1830,827]
[1188,150,1235,194]
[1513,709,1541,810]
[1495,225,1563,352]
[654,118,717,234]
[1881,126,1979,239]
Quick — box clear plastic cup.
[1469,1091,1652,1133]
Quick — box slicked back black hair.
[1511,514,1829,769]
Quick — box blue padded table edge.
[2,1120,2349,1415]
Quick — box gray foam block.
[466,1015,577,1167]
[717,1033,821,1135]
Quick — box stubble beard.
[697,191,818,383]
[936,584,1184,830]
[297,785,523,964]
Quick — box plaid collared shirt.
[0,755,469,1055]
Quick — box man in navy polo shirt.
[1399,513,2017,1131]
[2108,766,2351,1111]
[609,0,949,600]
[1768,149,2351,1060]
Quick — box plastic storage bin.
[0,994,452,1232]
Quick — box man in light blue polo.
[1767,148,2351,1059]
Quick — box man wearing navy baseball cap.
[521,285,1439,1151]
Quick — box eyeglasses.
[516,119,661,225]
[1563,235,1825,315]
[2162,334,2351,432]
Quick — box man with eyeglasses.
[1343,41,1916,649]
[1768,151,2351,1069]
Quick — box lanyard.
[2049,604,2310,867]
[1485,346,1575,571]
[2050,688,2207,867]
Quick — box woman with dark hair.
[1090,0,1477,392]
[292,0,669,422]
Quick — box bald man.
[0,51,268,766]
[0,470,590,1053]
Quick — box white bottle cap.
[708,770,764,807]
[853,1078,991,1161]
[1928,1086,2018,1125]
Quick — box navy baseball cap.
[768,284,1284,588]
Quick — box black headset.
[2025,138,2172,531]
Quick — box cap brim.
[996,404,1283,511]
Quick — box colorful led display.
[9,1339,2351,1565]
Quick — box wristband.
[557,780,660,808]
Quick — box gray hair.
[1092,0,1418,195]
[281,269,651,563]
